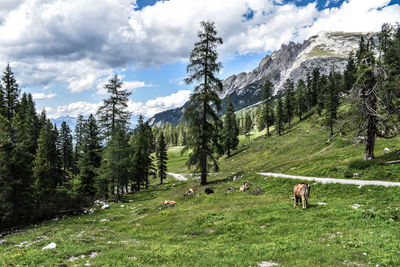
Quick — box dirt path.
[258,172,400,187]
[167,172,188,181]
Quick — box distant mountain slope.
[150,31,376,126]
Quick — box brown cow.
[293,183,310,209]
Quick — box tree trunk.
[227,148,230,158]
[365,116,376,160]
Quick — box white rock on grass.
[100,218,109,222]
[384,147,390,151]
[42,242,56,250]
[0,240,6,245]
[101,204,110,210]
[316,202,327,205]
[352,204,361,209]
[258,261,279,267]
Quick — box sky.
[0,0,399,120]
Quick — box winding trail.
[167,172,188,181]
[258,172,400,187]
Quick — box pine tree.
[262,79,274,136]
[311,68,320,107]
[283,79,294,127]
[78,114,102,199]
[306,73,313,110]
[295,79,307,121]
[74,114,85,172]
[275,92,284,136]
[317,74,327,116]
[326,70,340,136]
[244,112,252,139]
[156,132,168,184]
[97,75,132,137]
[59,121,74,171]
[222,98,239,157]
[131,116,153,191]
[183,21,223,186]
[1,64,20,121]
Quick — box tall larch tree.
[97,75,132,137]
[222,98,239,157]
[183,21,223,186]
[262,79,274,136]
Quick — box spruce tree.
[283,79,294,127]
[59,121,74,171]
[99,124,130,201]
[295,79,307,121]
[317,74,327,116]
[343,52,357,92]
[97,75,132,137]
[78,114,102,199]
[156,132,168,184]
[0,113,34,226]
[244,112,252,139]
[311,68,320,107]
[275,92,284,136]
[222,98,239,157]
[183,21,223,186]
[74,114,85,172]
[1,64,20,121]
[262,79,274,136]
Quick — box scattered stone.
[260,225,266,229]
[384,147,390,151]
[42,242,56,250]
[258,261,279,267]
[107,241,112,244]
[36,235,48,240]
[316,202,327,205]
[68,256,79,262]
[101,204,110,210]
[363,252,367,256]
[89,252,100,258]
[306,130,309,134]
[120,205,125,208]
[204,188,214,194]
[120,240,129,243]
[353,173,359,178]
[352,204,361,209]
[100,218,110,222]
[0,240,7,245]
[84,260,90,266]
[94,200,105,206]
[15,241,28,248]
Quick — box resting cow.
[293,183,310,209]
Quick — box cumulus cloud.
[45,89,191,119]
[0,0,398,93]
[32,92,56,100]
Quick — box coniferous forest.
[1,21,400,233]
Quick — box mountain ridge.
[149,31,376,126]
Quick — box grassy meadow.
[2,110,400,266]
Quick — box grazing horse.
[293,183,310,209]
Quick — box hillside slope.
[2,109,400,266]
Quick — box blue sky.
[0,0,399,120]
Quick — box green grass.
[307,46,345,58]
[2,175,400,266]
[2,109,400,266]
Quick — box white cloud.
[32,92,56,100]
[45,89,191,119]
[0,0,398,94]
[45,101,101,119]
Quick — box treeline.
[0,72,168,229]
